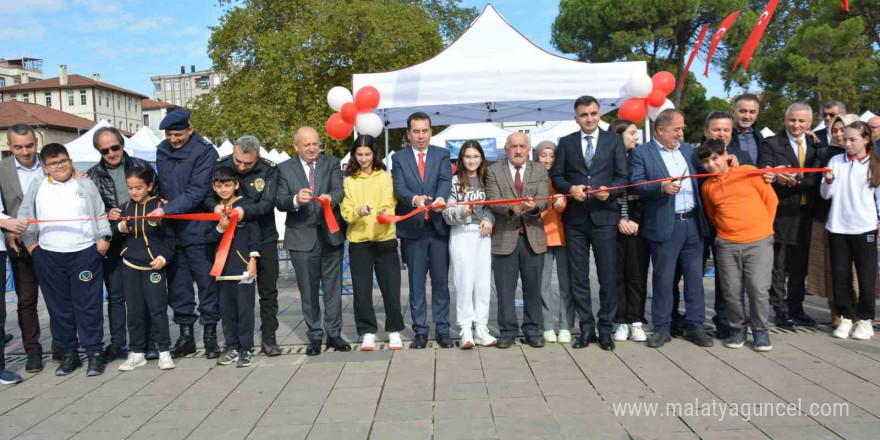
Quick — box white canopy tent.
[529,120,611,147]
[217,140,234,157]
[352,5,647,154]
[129,127,160,162]
[430,122,516,161]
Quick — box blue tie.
[584,135,594,168]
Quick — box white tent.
[861,111,876,122]
[131,126,161,148]
[217,140,234,156]
[529,120,611,147]
[352,5,646,130]
[430,122,516,161]
[64,119,162,168]
[383,150,395,171]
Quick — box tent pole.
[383,109,389,160]
[644,114,652,143]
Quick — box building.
[0,65,148,134]
[0,57,44,88]
[0,100,103,154]
[141,98,174,139]
[151,65,224,106]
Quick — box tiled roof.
[0,74,148,99]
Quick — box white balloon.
[647,99,675,121]
[327,86,353,111]
[355,112,384,137]
[625,73,653,99]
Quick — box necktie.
[418,152,428,221]
[515,165,525,233]
[307,162,315,193]
[796,138,806,204]
[584,135,594,168]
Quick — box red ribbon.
[705,10,741,76]
[316,197,340,234]
[210,211,238,277]
[732,0,779,72]
[681,24,709,89]
[376,167,830,225]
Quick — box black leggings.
[829,230,878,321]
[349,240,405,335]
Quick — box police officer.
[148,109,221,359]
[204,135,282,356]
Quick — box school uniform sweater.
[115,197,175,270]
[206,197,261,280]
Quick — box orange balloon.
[647,90,667,107]
[618,98,647,122]
[652,71,676,95]
[326,113,353,140]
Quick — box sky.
[2,0,733,99]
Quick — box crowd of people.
[0,95,878,386]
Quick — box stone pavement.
[3,259,880,439]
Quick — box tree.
[191,0,477,156]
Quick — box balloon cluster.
[619,71,676,122]
[326,86,384,140]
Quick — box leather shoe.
[571,332,596,349]
[598,333,615,351]
[305,340,322,356]
[791,310,817,327]
[86,352,106,377]
[685,328,714,347]
[646,330,671,348]
[775,311,797,329]
[55,353,82,376]
[670,319,687,337]
[436,334,454,348]
[203,324,222,359]
[525,334,545,348]
[326,336,351,352]
[261,337,282,357]
[496,337,512,349]
[412,334,428,349]
[25,353,43,373]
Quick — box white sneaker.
[158,351,175,370]
[613,324,630,341]
[630,323,647,342]
[388,332,403,350]
[543,330,557,343]
[833,318,853,339]
[474,324,497,347]
[360,333,376,351]
[557,329,572,344]
[118,352,146,371]
[852,320,874,340]
[460,328,475,349]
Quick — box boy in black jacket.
[207,167,261,368]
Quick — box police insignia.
[75,189,84,198]
[79,271,93,282]
[254,178,265,192]
[150,273,162,283]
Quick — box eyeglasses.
[99,144,122,156]
[44,159,71,170]
[823,112,839,119]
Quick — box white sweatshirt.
[820,154,880,234]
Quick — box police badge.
[254,178,265,192]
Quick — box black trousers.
[829,230,878,321]
[492,234,544,338]
[103,238,127,346]
[566,218,617,334]
[123,266,171,352]
[770,209,812,314]
[616,232,649,324]
[349,240,405,335]
[218,281,256,351]
[257,240,280,339]
[9,250,42,356]
[0,251,6,370]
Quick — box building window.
[105,92,110,107]
[9,93,16,101]
[153,82,161,91]
[117,94,121,109]
[22,93,29,103]
[80,90,87,106]
[165,81,171,91]
[45,92,52,107]
[144,114,150,127]
[0,78,5,87]
[185,80,191,90]
[174,80,180,90]
[67,90,74,106]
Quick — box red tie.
[515,165,525,233]
[418,152,429,221]
[307,162,315,193]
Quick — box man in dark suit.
[0,124,45,373]
[813,100,846,148]
[391,112,453,349]
[550,95,627,350]
[486,132,549,348]
[629,109,713,348]
[277,126,349,356]
[731,93,764,164]
[757,102,820,328]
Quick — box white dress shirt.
[35,177,94,253]
[292,157,316,209]
[15,157,43,195]
[508,161,527,187]
[655,141,696,213]
[786,131,808,163]
[580,129,599,160]
[410,146,431,206]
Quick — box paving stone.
[537,379,593,397]
[258,405,322,426]
[493,416,561,438]
[380,384,435,402]
[434,417,497,440]
[325,386,382,404]
[374,401,433,421]
[434,400,492,419]
[436,383,489,401]
[139,408,211,431]
[369,420,433,440]
[128,429,190,440]
[315,403,377,424]
[487,381,542,399]
[306,422,370,440]
[491,397,551,418]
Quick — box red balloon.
[618,98,648,122]
[340,102,358,124]
[646,90,667,108]
[354,86,380,112]
[652,71,676,95]
[326,113,353,140]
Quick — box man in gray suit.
[276,126,349,356]
[486,132,549,348]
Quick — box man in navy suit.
[629,109,713,348]
[550,95,627,350]
[391,112,454,349]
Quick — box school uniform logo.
[150,273,162,283]
[869,235,876,244]
[237,221,246,228]
[75,189,84,198]
[148,220,159,227]
[79,271,93,282]
[254,178,265,192]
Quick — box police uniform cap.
[159,109,192,131]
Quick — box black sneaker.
[724,328,747,349]
[646,330,671,348]
[217,349,239,366]
[236,350,253,368]
[102,344,128,363]
[685,328,715,347]
[791,310,817,327]
[55,353,82,376]
[25,353,43,373]
[87,353,106,376]
[774,311,797,329]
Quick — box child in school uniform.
[19,143,113,377]
[207,167,261,368]
[822,121,880,340]
[698,139,778,352]
[109,166,176,371]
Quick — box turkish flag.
[681,24,709,89]
[733,0,779,72]
[842,0,849,12]
[704,10,741,76]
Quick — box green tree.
[191,0,477,156]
